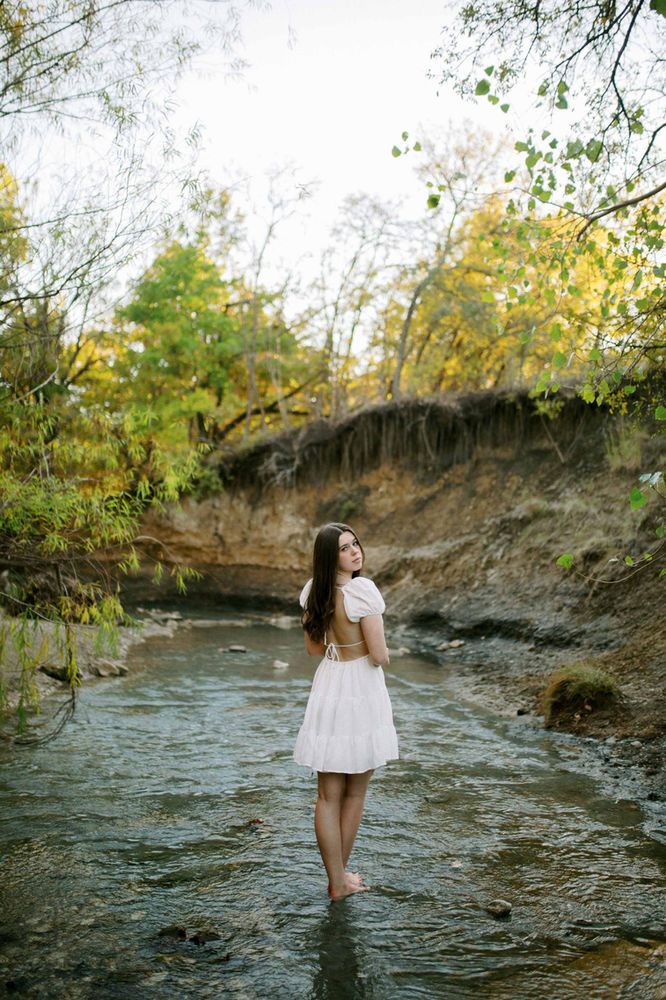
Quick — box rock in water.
[227,644,248,653]
[485,899,512,918]
[272,659,289,670]
[158,924,188,940]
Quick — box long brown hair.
[302,522,365,643]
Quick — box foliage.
[422,1,666,580]
[435,1,666,180]
[0,0,256,735]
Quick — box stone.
[272,659,289,670]
[158,925,188,940]
[449,639,465,648]
[39,663,81,683]
[269,615,297,630]
[97,660,122,676]
[190,930,222,945]
[485,899,512,918]
[227,644,248,653]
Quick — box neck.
[336,571,353,585]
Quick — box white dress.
[293,576,400,774]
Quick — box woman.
[293,522,399,901]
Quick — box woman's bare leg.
[340,769,373,870]
[315,771,369,900]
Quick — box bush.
[541,662,620,727]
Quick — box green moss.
[541,662,620,727]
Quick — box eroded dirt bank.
[125,394,664,787]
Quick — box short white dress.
[293,576,399,774]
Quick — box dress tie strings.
[324,629,365,662]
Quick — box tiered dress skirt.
[293,653,399,773]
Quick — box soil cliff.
[130,392,665,759]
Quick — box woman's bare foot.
[328,874,370,901]
[327,870,364,891]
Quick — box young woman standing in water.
[293,522,399,901]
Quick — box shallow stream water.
[1,617,665,999]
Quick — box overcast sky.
[171,0,527,284]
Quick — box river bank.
[3,392,663,795]
[118,394,663,792]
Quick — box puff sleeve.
[299,578,312,609]
[342,577,385,622]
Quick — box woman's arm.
[360,614,390,667]
[303,631,325,656]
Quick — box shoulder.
[299,578,313,608]
[341,576,385,622]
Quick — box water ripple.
[0,621,664,999]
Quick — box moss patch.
[541,662,620,728]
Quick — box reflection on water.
[0,617,665,999]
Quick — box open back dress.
[293,576,399,774]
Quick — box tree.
[0,2,259,734]
[435,1,666,204]
[426,0,665,580]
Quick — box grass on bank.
[541,662,620,727]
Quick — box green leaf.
[624,555,635,566]
[427,193,441,209]
[401,131,409,141]
[484,65,494,75]
[475,79,491,96]
[650,0,666,17]
[504,170,516,182]
[391,145,401,158]
[565,139,584,158]
[660,568,666,578]
[488,94,499,105]
[555,95,568,109]
[557,80,569,96]
[551,350,567,369]
[500,103,510,113]
[655,525,666,538]
[556,554,574,569]
[412,141,422,152]
[655,406,666,420]
[629,487,647,510]
[589,346,602,362]
[585,138,603,162]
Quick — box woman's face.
[337,530,363,575]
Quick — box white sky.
[171,0,531,285]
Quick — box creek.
[0,615,665,999]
